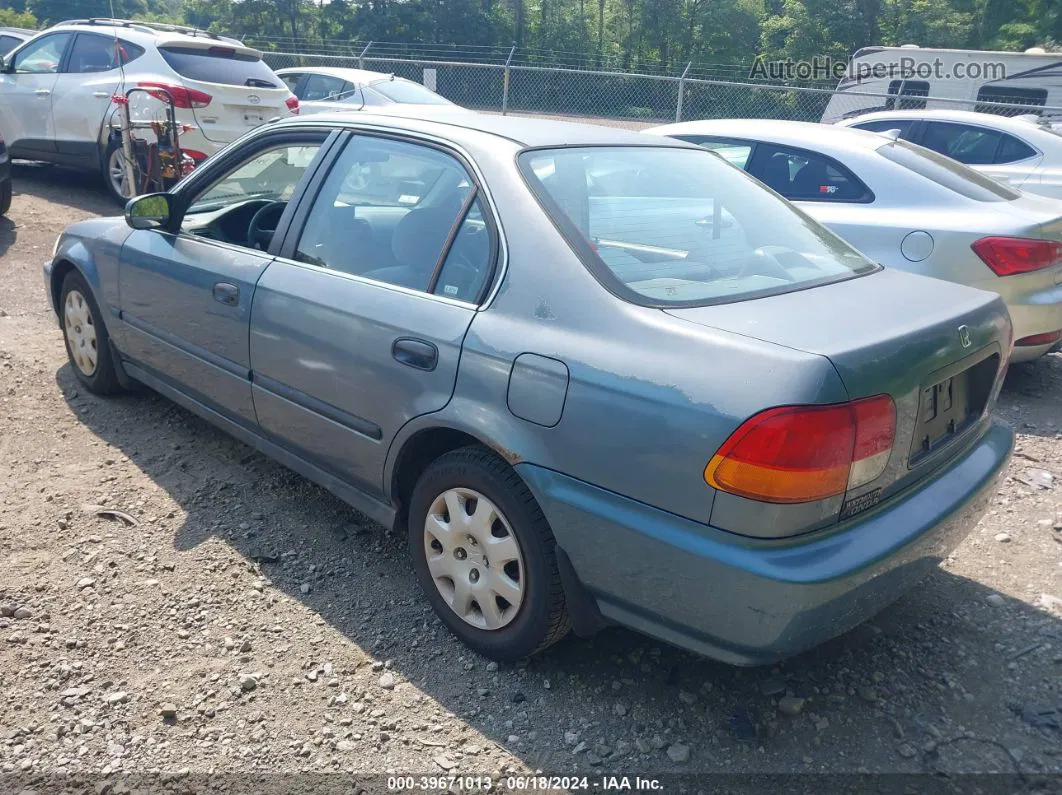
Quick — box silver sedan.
[648,119,1062,361]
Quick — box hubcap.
[64,290,98,377]
[108,148,130,198]
[423,488,525,631]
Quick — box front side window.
[182,141,322,243]
[520,146,876,306]
[13,32,71,74]
[295,136,492,300]
[877,139,1021,202]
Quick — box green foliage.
[0,8,38,28]
[14,0,1062,76]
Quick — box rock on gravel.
[240,674,258,692]
[986,594,1006,607]
[667,743,691,763]
[778,696,806,716]
[378,672,396,690]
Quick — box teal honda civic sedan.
[44,111,1014,664]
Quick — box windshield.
[367,78,453,105]
[519,146,877,306]
[876,139,1021,202]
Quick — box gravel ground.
[1,163,1061,792]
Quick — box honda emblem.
[958,325,971,348]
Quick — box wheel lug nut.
[454,548,467,560]
[469,569,480,583]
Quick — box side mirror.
[125,193,172,230]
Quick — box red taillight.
[971,236,1062,277]
[137,81,212,109]
[704,395,896,504]
[285,95,300,115]
[1015,329,1062,347]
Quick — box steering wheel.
[247,201,288,251]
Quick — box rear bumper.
[1000,280,1062,362]
[517,420,1013,665]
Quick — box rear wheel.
[101,138,132,205]
[408,447,570,661]
[60,271,122,395]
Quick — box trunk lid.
[157,38,294,144]
[667,267,1010,508]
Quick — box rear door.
[249,132,498,499]
[52,33,142,163]
[0,32,72,154]
[155,39,293,144]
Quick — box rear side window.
[996,133,1037,163]
[920,122,1002,165]
[520,146,877,307]
[66,34,144,74]
[159,46,279,88]
[674,136,754,169]
[753,144,872,202]
[877,140,1021,202]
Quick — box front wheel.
[408,447,571,661]
[60,270,122,395]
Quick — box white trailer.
[821,45,1062,124]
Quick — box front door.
[117,131,332,426]
[0,32,72,154]
[249,133,498,499]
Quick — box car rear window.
[368,78,452,105]
[876,139,1021,202]
[519,146,877,307]
[159,45,279,88]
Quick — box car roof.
[43,18,247,49]
[839,109,1054,135]
[275,65,395,84]
[646,119,889,155]
[271,110,702,149]
[0,27,35,36]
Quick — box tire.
[101,137,132,206]
[0,179,11,216]
[408,446,571,661]
[60,270,123,395]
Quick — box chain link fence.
[259,47,1062,129]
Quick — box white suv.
[0,18,298,202]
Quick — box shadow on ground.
[0,216,15,258]
[12,161,117,217]
[53,360,1062,776]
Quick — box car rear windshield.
[159,45,279,88]
[368,78,452,105]
[519,146,877,306]
[876,139,1021,202]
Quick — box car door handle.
[93,91,110,98]
[212,282,239,306]
[35,89,51,96]
[392,337,438,371]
